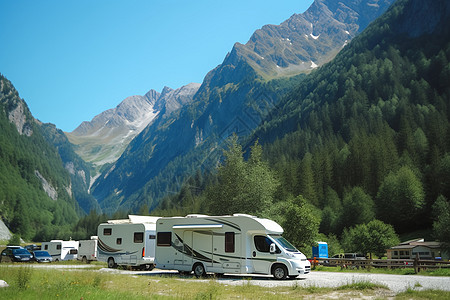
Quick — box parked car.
[0,246,33,263]
[32,250,52,263]
[332,253,366,259]
[25,244,41,252]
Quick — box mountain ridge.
[90,0,394,213]
[66,82,200,169]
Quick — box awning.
[172,224,223,229]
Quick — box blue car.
[0,246,33,263]
[32,250,52,263]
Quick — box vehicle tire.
[107,257,117,269]
[82,256,88,264]
[272,264,288,280]
[193,263,206,278]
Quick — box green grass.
[396,288,450,300]
[1,265,449,299]
[337,280,387,290]
[0,265,390,300]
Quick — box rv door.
[182,231,193,266]
[252,235,277,274]
[193,231,213,267]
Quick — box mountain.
[248,0,450,233]
[90,0,394,214]
[0,74,81,241]
[231,0,394,77]
[41,122,100,214]
[66,83,200,171]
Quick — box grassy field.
[1,265,450,299]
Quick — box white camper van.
[77,236,98,263]
[41,240,79,261]
[97,215,159,270]
[155,214,311,279]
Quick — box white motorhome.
[155,214,311,279]
[97,215,159,270]
[41,240,79,261]
[77,236,98,263]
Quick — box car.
[332,253,366,259]
[32,250,52,263]
[0,246,34,263]
[25,244,41,252]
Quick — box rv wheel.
[107,257,117,268]
[82,256,88,264]
[272,264,288,280]
[193,263,206,278]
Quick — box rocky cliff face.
[66,83,200,169]
[0,75,82,238]
[228,0,394,77]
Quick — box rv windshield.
[270,235,299,252]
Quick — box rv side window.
[103,228,112,235]
[225,232,235,253]
[56,245,61,250]
[157,232,171,246]
[116,238,122,245]
[134,232,144,243]
[44,245,48,250]
[69,249,78,254]
[254,235,271,253]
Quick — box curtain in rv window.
[134,232,144,243]
[157,232,171,246]
[225,232,235,253]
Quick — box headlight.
[15,256,20,258]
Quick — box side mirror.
[270,243,276,254]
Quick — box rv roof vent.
[186,214,209,218]
[233,213,256,218]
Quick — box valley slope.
[89,0,394,213]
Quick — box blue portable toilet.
[312,241,328,258]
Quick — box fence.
[310,257,450,273]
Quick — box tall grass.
[396,288,450,300]
[0,266,449,299]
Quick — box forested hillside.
[152,0,450,253]
[41,123,100,214]
[254,0,450,235]
[0,75,81,241]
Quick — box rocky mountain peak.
[225,0,394,78]
[66,82,200,169]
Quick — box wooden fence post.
[414,253,419,274]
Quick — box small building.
[387,238,449,260]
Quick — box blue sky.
[0,0,313,132]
